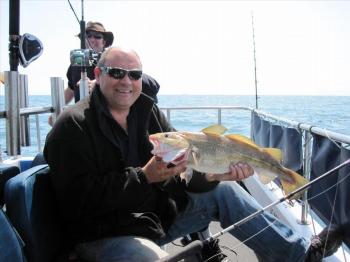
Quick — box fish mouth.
[149,137,189,164]
[149,137,168,156]
[149,137,159,153]
[171,151,187,164]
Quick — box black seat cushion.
[30,152,47,168]
[4,165,66,262]
[0,208,25,261]
[0,164,20,206]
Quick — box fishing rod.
[251,12,258,109]
[67,0,89,100]
[158,158,350,262]
[8,0,43,71]
[206,158,350,243]
[78,0,90,100]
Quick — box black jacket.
[44,86,217,245]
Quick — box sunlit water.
[1,95,349,158]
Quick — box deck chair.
[0,208,25,262]
[0,164,20,206]
[4,165,67,262]
[30,152,47,168]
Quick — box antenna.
[251,12,258,109]
[9,0,20,71]
[79,0,89,100]
[80,0,86,49]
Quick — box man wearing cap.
[64,21,114,104]
[64,21,160,105]
[49,21,161,126]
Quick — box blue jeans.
[76,181,310,261]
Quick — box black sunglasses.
[86,31,103,40]
[100,66,143,81]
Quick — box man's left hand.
[206,162,254,182]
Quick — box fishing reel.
[70,49,101,67]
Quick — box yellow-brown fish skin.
[150,130,308,196]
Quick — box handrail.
[160,106,350,145]
[160,106,253,127]
[159,106,350,229]
[2,92,350,245]
[2,105,349,154]
[1,72,64,156]
[253,109,350,145]
[0,106,53,118]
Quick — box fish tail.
[280,167,309,199]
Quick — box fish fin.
[0,72,4,84]
[201,124,227,135]
[262,148,282,163]
[280,167,309,200]
[191,147,200,166]
[180,168,193,184]
[225,134,260,149]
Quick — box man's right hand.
[142,156,187,183]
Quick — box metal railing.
[160,106,350,227]
[2,73,350,230]
[0,71,65,157]
[160,106,252,126]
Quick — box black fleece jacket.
[44,86,217,245]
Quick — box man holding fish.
[45,47,343,261]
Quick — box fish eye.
[164,134,169,138]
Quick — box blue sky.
[1,0,349,95]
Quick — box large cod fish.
[149,125,308,196]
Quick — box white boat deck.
[163,175,350,261]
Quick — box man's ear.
[94,67,101,84]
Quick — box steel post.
[19,74,30,146]
[50,77,65,124]
[5,71,21,156]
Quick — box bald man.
[44,47,342,262]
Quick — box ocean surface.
[0,95,349,159]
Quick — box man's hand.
[142,156,187,183]
[206,162,254,182]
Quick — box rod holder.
[299,131,313,225]
[50,77,65,124]
[19,74,30,146]
[79,71,89,100]
[5,71,21,156]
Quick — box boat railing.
[0,72,65,157]
[160,106,350,145]
[160,106,350,227]
[1,73,350,229]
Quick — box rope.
[231,219,278,250]
[307,171,350,202]
[321,183,339,259]
[323,128,342,149]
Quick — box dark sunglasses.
[100,66,143,81]
[86,31,103,40]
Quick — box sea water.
[0,95,349,158]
